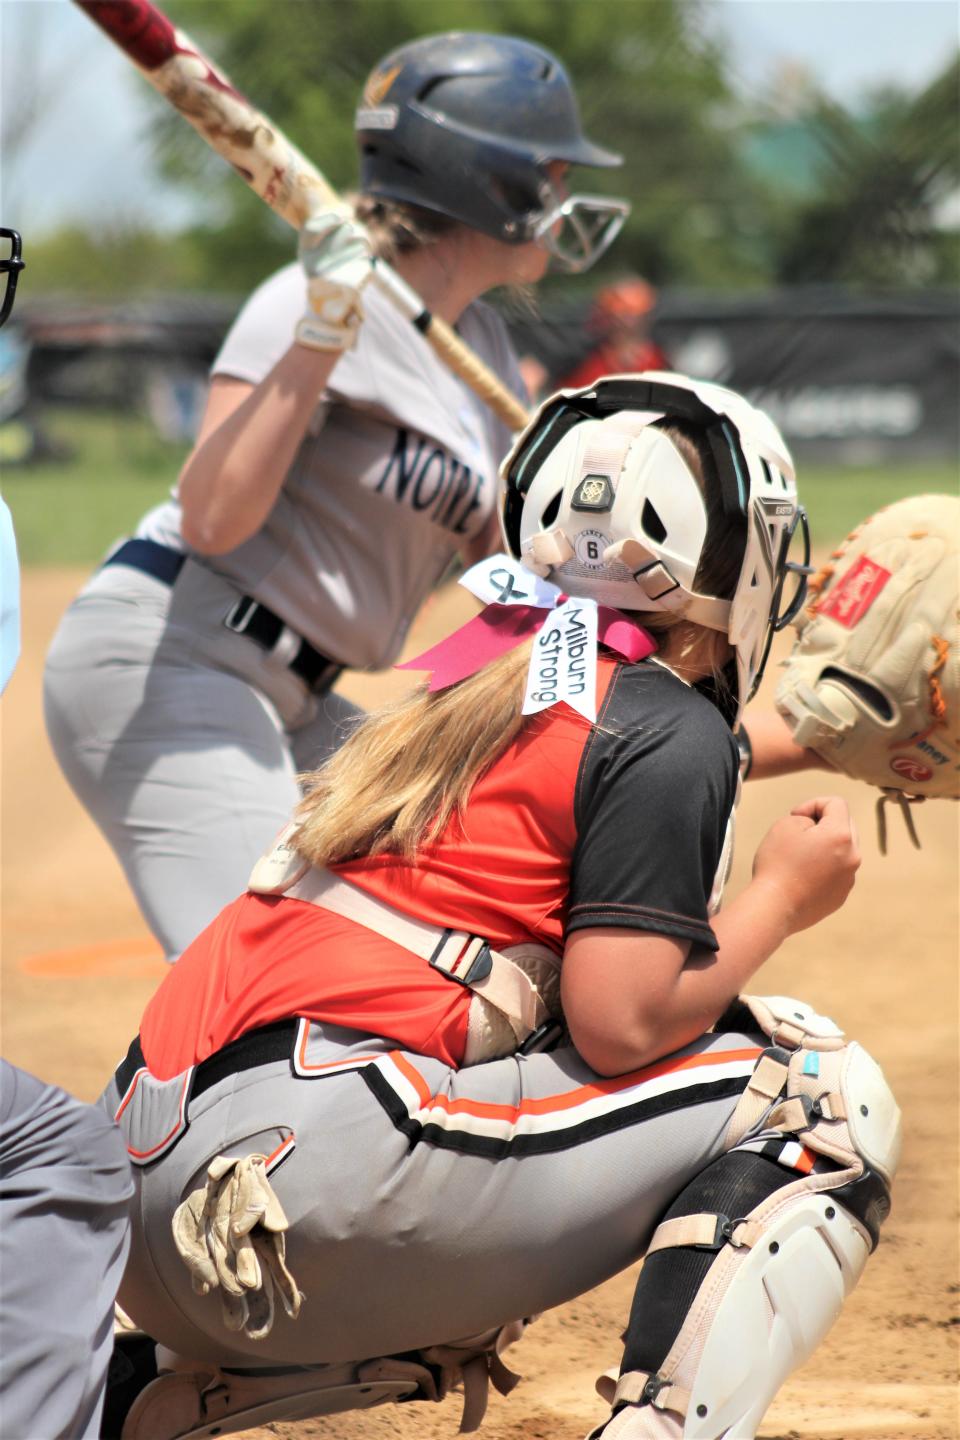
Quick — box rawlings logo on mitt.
[775,494,959,849]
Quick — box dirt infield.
[2,568,957,1440]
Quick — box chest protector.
[249,827,563,1065]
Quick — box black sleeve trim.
[566,902,718,950]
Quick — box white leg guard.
[587,999,902,1440]
[681,1190,867,1438]
[595,1185,869,1439]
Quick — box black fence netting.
[508,286,960,462]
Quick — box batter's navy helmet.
[355,33,629,272]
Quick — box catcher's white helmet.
[499,371,810,725]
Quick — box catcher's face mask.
[752,501,812,701]
[499,371,809,725]
[0,229,25,330]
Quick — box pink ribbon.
[398,601,657,692]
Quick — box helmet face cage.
[500,372,807,724]
[0,229,25,330]
[356,33,629,271]
[531,185,631,274]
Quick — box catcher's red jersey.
[140,657,738,1078]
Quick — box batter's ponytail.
[351,193,460,263]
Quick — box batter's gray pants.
[102,1021,768,1372]
[0,1061,134,1440]
[43,560,362,964]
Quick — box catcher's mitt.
[775,493,959,850]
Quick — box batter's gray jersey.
[44,267,528,961]
[140,267,527,668]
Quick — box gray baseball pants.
[101,1020,767,1371]
[43,560,362,963]
[0,1061,134,1440]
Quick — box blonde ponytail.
[294,639,534,868]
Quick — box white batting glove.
[295,207,375,353]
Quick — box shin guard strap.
[614,1370,690,1417]
[724,1050,791,1147]
[646,1212,761,1257]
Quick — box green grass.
[2,408,188,567]
[799,463,958,553]
[1,406,956,567]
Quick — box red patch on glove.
[818,556,892,628]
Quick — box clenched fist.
[751,794,861,935]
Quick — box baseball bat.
[73,0,531,431]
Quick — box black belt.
[115,1019,299,1103]
[105,536,185,585]
[103,539,343,694]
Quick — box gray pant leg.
[108,1028,760,1369]
[44,593,302,962]
[45,572,366,963]
[0,1062,134,1440]
[289,690,365,775]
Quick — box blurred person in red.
[559,276,670,390]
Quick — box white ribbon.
[460,554,562,611]
[522,596,599,721]
[460,555,601,722]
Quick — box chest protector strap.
[249,829,559,1061]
